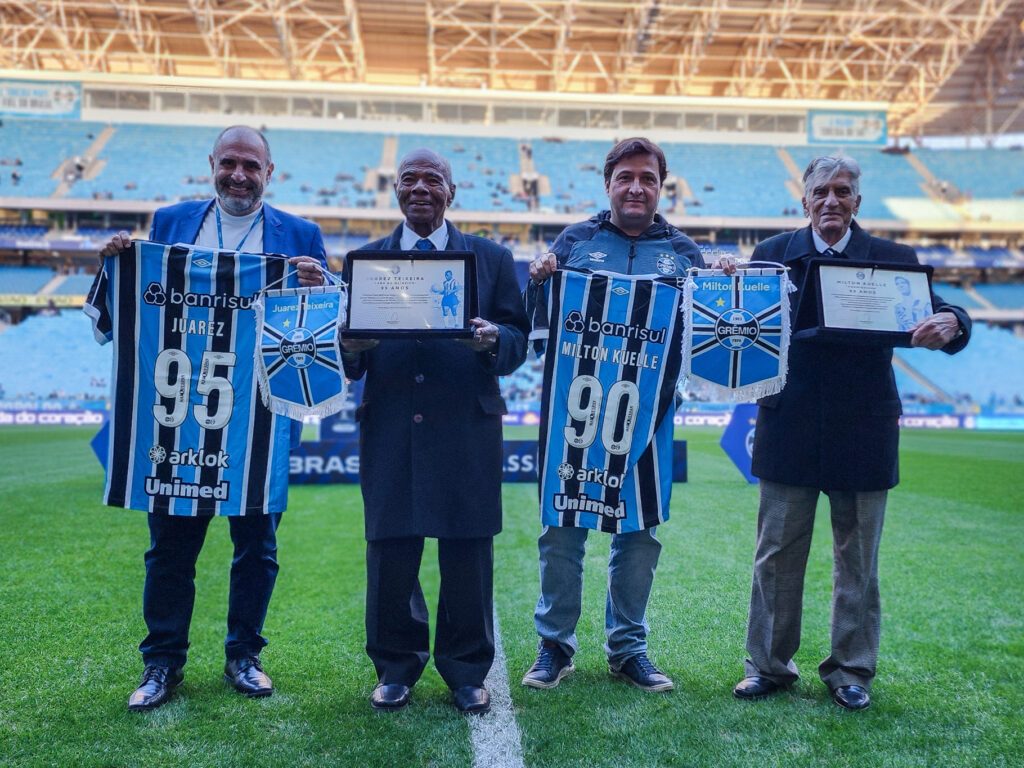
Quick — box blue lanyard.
[215,205,264,251]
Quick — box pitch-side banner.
[683,268,793,401]
[253,285,348,420]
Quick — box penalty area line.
[469,611,526,768]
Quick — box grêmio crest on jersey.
[252,282,347,420]
[535,269,684,534]
[84,241,292,516]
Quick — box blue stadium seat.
[0,118,106,198]
[0,265,56,294]
[915,148,1024,198]
[972,283,1024,309]
[0,310,111,399]
[896,323,1024,402]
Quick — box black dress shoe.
[833,684,871,711]
[732,675,788,700]
[128,665,184,712]
[452,685,490,715]
[370,683,411,711]
[224,656,273,698]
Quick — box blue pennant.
[253,285,348,419]
[683,269,792,401]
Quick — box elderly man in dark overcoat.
[732,154,971,711]
[341,148,529,715]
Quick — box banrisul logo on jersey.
[143,281,254,310]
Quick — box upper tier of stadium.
[2,116,1024,234]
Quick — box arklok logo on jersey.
[148,445,231,468]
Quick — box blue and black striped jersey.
[85,240,291,516]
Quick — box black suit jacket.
[751,222,970,491]
[343,222,529,540]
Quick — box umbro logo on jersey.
[192,258,213,268]
[588,251,607,262]
[611,286,629,296]
[142,282,253,310]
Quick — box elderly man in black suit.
[341,148,529,715]
[732,154,970,711]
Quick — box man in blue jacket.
[99,125,326,711]
[522,138,704,692]
[732,154,970,711]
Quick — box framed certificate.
[792,258,934,347]
[342,250,478,338]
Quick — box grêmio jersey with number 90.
[537,269,684,534]
[85,240,292,516]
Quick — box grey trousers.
[743,479,887,690]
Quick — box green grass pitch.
[0,426,1021,767]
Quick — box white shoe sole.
[521,662,575,689]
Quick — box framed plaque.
[792,258,934,347]
[342,250,478,338]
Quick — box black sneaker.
[610,654,674,692]
[522,640,575,689]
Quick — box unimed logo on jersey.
[142,281,254,310]
[714,308,760,350]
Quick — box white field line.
[469,611,527,768]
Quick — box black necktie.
[415,238,435,251]
[823,247,840,258]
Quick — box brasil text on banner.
[253,284,348,420]
[84,241,292,516]
[535,269,684,534]
[683,267,793,401]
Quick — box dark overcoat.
[343,222,529,540]
[751,222,970,491]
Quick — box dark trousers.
[365,536,494,689]
[140,512,281,669]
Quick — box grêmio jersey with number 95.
[537,269,684,534]
[85,240,292,516]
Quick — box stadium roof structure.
[3,0,1024,140]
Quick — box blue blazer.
[751,222,970,491]
[148,199,327,267]
[343,222,529,540]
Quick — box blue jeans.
[533,525,662,667]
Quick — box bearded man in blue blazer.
[732,154,971,711]
[99,125,327,712]
[341,148,529,715]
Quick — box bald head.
[397,148,452,187]
[213,125,271,165]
